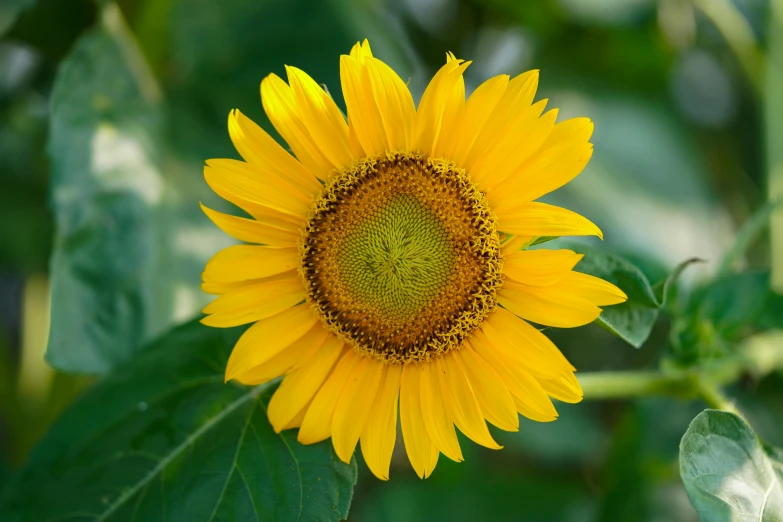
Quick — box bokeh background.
[0,0,779,520]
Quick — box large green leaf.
[45,9,175,373]
[574,249,660,348]
[0,319,357,521]
[680,409,783,522]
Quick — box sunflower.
[200,40,627,480]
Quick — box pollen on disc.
[300,152,503,364]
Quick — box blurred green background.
[0,0,780,520]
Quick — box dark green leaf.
[680,409,783,521]
[0,319,357,521]
[575,249,660,348]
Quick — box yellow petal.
[202,245,299,283]
[267,335,344,432]
[201,204,299,247]
[558,271,628,306]
[278,399,310,431]
[498,281,603,328]
[454,346,519,431]
[225,304,319,381]
[440,354,501,449]
[503,249,583,287]
[497,202,603,239]
[538,373,584,403]
[419,361,463,462]
[231,324,329,385]
[228,109,322,194]
[341,53,415,155]
[298,348,360,444]
[400,363,439,479]
[462,70,539,170]
[205,159,311,218]
[480,319,565,380]
[349,39,373,60]
[486,307,576,372]
[201,275,305,328]
[472,102,554,189]
[494,118,594,204]
[286,66,354,170]
[360,363,402,480]
[261,73,334,178]
[430,58,467,160]
[331,357,384,463]
[340,55,387,156]
[449,74,509,167]
[412,58,470,156]
[201,279,258,296]
[470,331,558,422]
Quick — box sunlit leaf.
[0,320,357,521]
[680,409,783,521]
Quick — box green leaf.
[45,14,169,373]
[0,320,357,521]
[673,271,771,362]
[574,249,660,348]
[679,409,783,521]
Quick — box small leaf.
[0,320,357,521]
[527,236,560,247]
[679,409,783,521]
[575,249,660,348]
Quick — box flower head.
[201,40,627,480]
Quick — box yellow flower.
[201,40,627,480]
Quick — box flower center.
[300,152,502,363]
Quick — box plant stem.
[768,0,783,293]
[695,379,742,416]
[580,370,743,416]
[579,371,692,399]
[691,0,764,93]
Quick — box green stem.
[691,0,764,93]
[580,370,742,416]
[579,371,692,400]
[768,0,783,293]
[695,379,742,416]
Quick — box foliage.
[680,410,783,521]
[1,0,782,520]
[0,319,357,521]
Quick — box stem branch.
[579,371,692,400]
[580,370,741,415]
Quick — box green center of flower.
[338,193,455,322]
[300,152,502,363]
